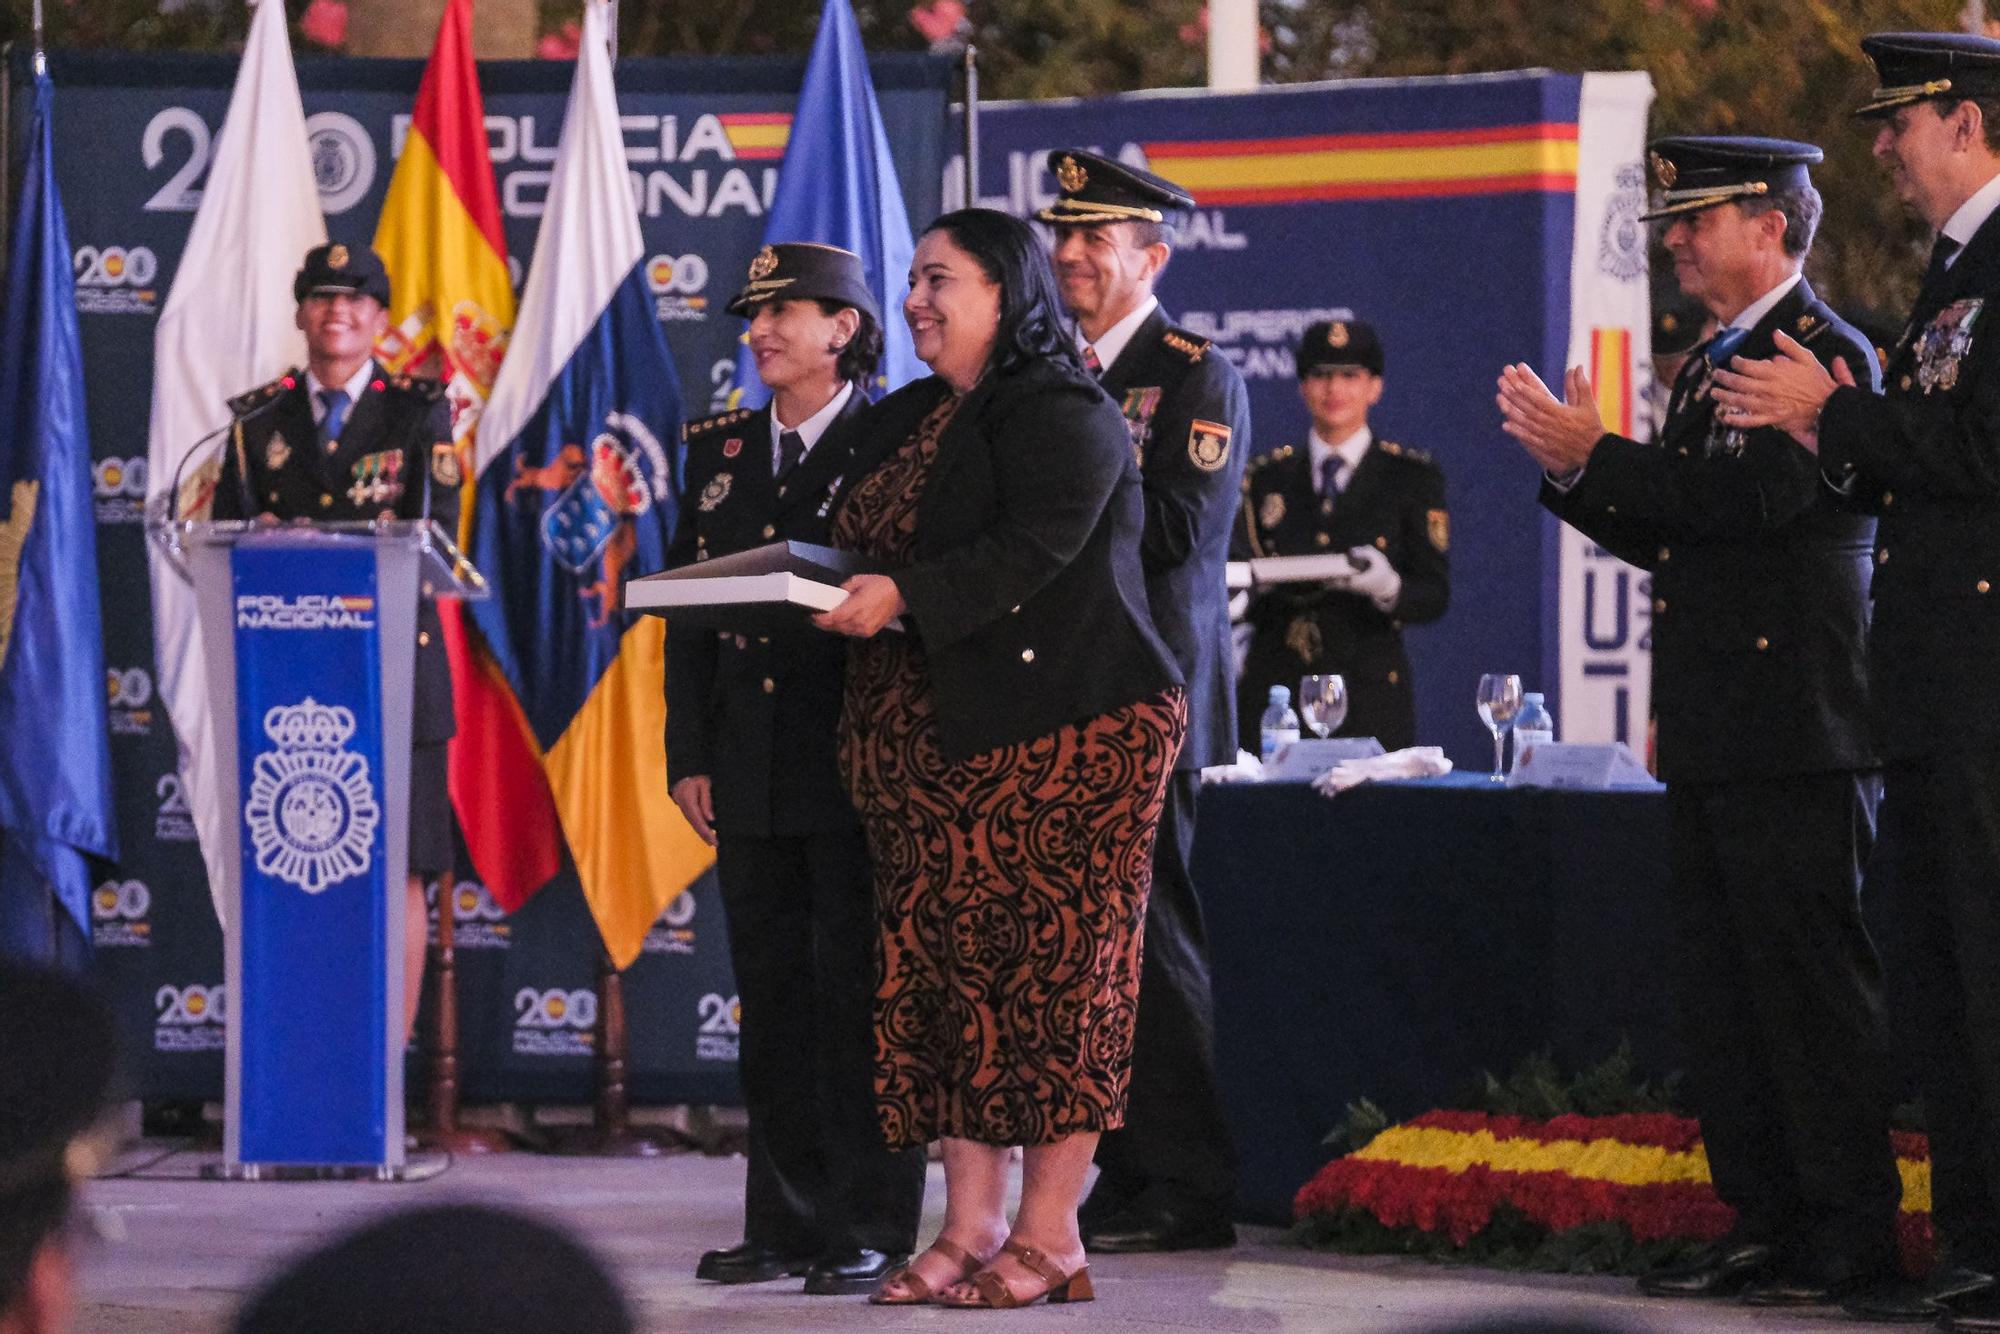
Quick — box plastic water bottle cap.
[1524,692,1544,704]
[1268,685,1290,704]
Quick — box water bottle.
[1512,692,1554,768]
[1260,684,1301,770]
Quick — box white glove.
[1344,546,1402,612]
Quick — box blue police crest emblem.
[242,698,380,894]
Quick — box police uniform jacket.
[1099,307,1251,771]
[1234,438,1449,749]
[1819,209,2000,761]
[212,366,458,745]
[663,394,867,838]
[836,358,1182,763]
[1544,277,1879,785]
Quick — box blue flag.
[732,0,920,405]
[0,75,117,962]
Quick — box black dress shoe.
[1840,1268,1992,1323]
[1082,1206,1236,1254]
[1636,1241,1777,1298]
[1939,1282,2000,1331]
[801,1248,909,1296]
[694,1240,815,1284]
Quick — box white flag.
[145,0,325,922]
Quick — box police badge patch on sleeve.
[1917,299,1983,394]
[1259,491,1286,529]
[1189,419,1232,472]
[1427,508,1450,552]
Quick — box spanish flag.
[372,0,563,912]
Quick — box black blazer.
[1099,307,1251,771]
[663,392,867,837]
[1821,208,2000,761]
[837,357,1182,763]
[1545,276,1879,784]
[214,365,458,745]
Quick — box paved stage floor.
[78,1143,1874,1332]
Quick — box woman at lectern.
[814,209,1184,1310]
[212,242,454,1044]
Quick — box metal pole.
[605,0,618,66]
[1207,0,1257,90]
[31,0,44,76]
[961,46,978,207]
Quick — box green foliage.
[1456,1041,1685,1118]
[1323,1096,1391,1151]
[1267,0,1968,311]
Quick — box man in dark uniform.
[1714,38,2000,1327]
[664,244,924,1295]
[1502,136,1900,1306]
[212,242,456,1041]
[1234,321,1449,753]
[1036,149,1250,1253]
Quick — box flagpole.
[961,45,979,205]
[31,0,43,75]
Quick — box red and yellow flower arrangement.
[1295,1110,1936,1276]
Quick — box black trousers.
[1666,771,1899,1268]
[1090,770,1237,1218]
[1873,749,2000,1269]
[713,823,925,1255]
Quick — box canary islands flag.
[472,0,705,968]
[0,74,117,959]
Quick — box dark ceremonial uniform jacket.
[835,359,1182,763]
[1099,307,1252,771]
[1544,278,1879,786]
[1819,209,2000,761]
[1232,438,1449,752]
[213,366,458,745]
[663,394,867,838]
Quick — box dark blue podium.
[169,519,482,1176]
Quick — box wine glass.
[1476,673,1524,779]
[1298,674,1348,739]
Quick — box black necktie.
[776,429,805,482]
[1924,235,1962,294]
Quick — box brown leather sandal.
[869,1236,982,1305]
[935,1238,1095,1309]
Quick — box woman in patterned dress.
[814,209,1185,1309]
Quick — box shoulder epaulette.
[1241,444,1296,491]
[1161,329,1210,363]
[684,409,753,442]
[385,372,446,403]
[228,369,300,415]
[1378,440,1436,465]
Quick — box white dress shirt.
[770,380,854,473]
[1077,294,1159,375]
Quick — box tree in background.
[0,0,1975,309]
[1267,0,1970,313]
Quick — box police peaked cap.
[1640,136,1822,222]
[1856,32,2000,118]
[1297,319,1385,377]
[1035,149,1196,229]
[725,242,880,324]
[293,242,391,305]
